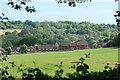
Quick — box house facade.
[58,43,71,50]
[76,42,89,49]
[26,41,89,53]
[58,42,89,50]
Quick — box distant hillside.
[0,21,118,47]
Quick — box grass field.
[0,29,21,35]
[3,47,118,77]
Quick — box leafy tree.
[19,36,40,46]
[5,32,11,35]
[107,33,120,47]
[20,44,28,53]
[5,41,13,48]
[6,47,12,55]
[103,38,110,42]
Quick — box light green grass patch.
[3,47,118,77]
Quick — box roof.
[58,43,71,46]
[70,43,76,46]
[76,42,88,45]
[39,45,55,49]
[58,42,88,46]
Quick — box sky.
[0,0,118,24]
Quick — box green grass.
[3,47,118,77]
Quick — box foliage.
[4,41,13,48]
[7,0,35,13]
[20,44,28,53]
[0,13,10,27]
[6,47,12,55]
[57,0,92,7]
[114,10,120,27]
[107,33,120,47]
[1,21,118,47]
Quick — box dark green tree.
[20,44,28,53]
[5,41,13,48]
[6,47,12,55]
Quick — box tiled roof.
[39,45,55,49]
[58,43,71,46]
[70,43,76,46]
[76,42,88,45]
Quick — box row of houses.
[0,42,107,54]
[15,42,107,53]
[18,42,90,53]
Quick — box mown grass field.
[0,29,21,35]
[3,47,118,77]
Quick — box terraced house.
[26,41,89,53]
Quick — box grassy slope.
[0,29,21,35]
[3,47,118,77]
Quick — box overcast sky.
[0,0,118,24]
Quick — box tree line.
[1,20,118,48]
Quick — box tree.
[107,33,120,47]
[20,44,28,53]
[5,32,11,35]
[6,47,12,55]
[19,36,40,46]
[5,41,13,48]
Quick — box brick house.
[39,45,57,52]
[32,44,59,52]
[58,42,89,50]
[69,43,77,50]
[58,43,71,50]
[12,42,90,53]
[76,42,89,49]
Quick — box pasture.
[3,47,118,77]
[0,29,21,35]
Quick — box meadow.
[3,47,118,77]
[0,29,21,35]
